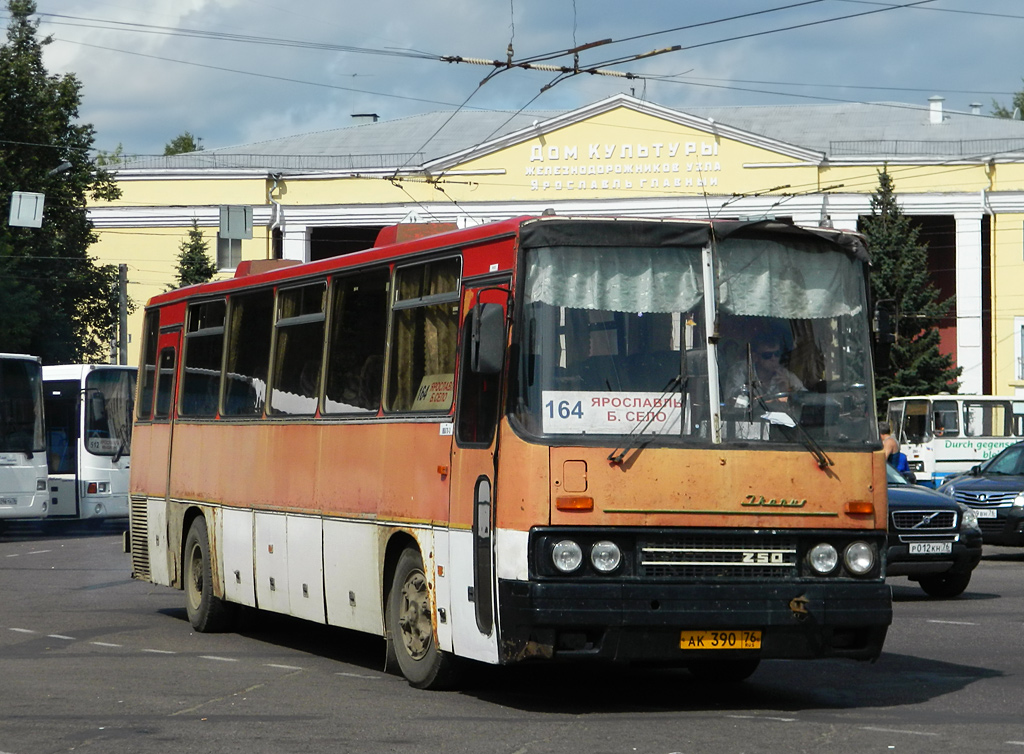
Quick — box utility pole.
[118,264,128,365]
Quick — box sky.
[11,0,1024,156]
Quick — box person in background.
[880,422,899,463]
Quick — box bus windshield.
[513,230,876,448]
[84,368,135,457]
[0,357,44,454]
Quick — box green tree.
[164,131,203,155]
[992,79,1024,118]
[861,169,960,416]
[0,0,122,363]
[95,142,125,166]
[172,220,217,288]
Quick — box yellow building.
[92,94,1024,395]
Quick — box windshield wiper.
[745,351,833,471]
[607,373,684,466]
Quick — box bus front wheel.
[183,517,235,632]
[386,547,459,689]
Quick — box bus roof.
[144,214,867,309]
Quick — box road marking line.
[266,663,303,670]
[927,619,978,626]
[27,550,51,555]
[861,727,938,737]
[1006,742,1024,747]
[725,714,796,722]
[48,634,75,640]
[200,655,238,662]
[9,628,36,634]
[141,648,176,654]
[91,641,123,647]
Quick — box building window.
[217,235,242,270]
[1016,316,1024,380]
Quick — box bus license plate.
[680,630,761,650]
[0,496,16,506]
[909,542,952,555]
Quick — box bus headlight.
[590,541,621,573]
[36,478,47,491]
[552,540,583,573]
[844,542,875,575]
[808,543,838,574]
[86,481,109,495]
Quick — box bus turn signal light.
[845,501,875,516]
[556,496,594,512]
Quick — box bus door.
[449,285,507,656]
[132,309,181,586]
[43,378,82,518]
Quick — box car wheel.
[918,571,972,599]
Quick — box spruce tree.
[0,0,122,362]
[861,169,960,416]
[172,220,217,288]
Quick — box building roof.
[117,95,1024,173]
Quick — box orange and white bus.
[128,216,891,688]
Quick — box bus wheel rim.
[398,569,431,661]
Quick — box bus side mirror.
[469,303,505,375]
[874,299,896,344]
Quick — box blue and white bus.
[43,364,135,521]
[887,395,1024,486]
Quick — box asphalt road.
[2,519,1023,754]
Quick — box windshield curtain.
[524,246,703,313]
[716,236,864,319]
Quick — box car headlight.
[939,484,954,497]
[808,543,838,575]
[959,505,981,532]
[1014,493,1024,509]
[844,542,875,575]
[552,540,583,573]
[590,541,621,573]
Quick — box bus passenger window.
[387,258,460,413]
[270,282,326,416]
[155,349,176,420]
[324,270,389,413]
[223,290,273,417]
[932,400,958,437]
[138,310,160,420]
[180,300,226,417]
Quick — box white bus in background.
[0,354,48,522]
[887,395,1024,487]
[43,364,135,521]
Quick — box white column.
[281,225,310,263]
[955,212,984,394]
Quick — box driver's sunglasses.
[758,350,781,360]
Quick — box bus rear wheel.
[386,547,459,689]
[184,517,235,632]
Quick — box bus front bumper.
[496,579,891,664]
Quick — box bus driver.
[726,332,805,408]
